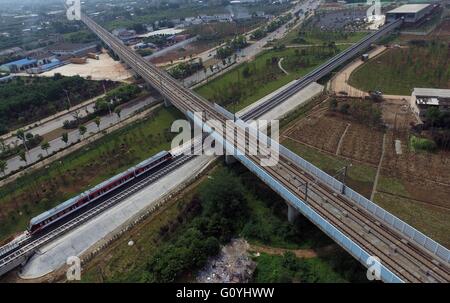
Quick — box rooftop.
[1,57,36,67]
[387,4,431,14]
[414,88,450,99]
[47,42,97,52]
[138,28,184,38]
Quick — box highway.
[1,96,157,176]
[1,13,448,282]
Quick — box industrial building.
[0,43,98,73]
[0,58,37,72]
[386,4,434,23]
[47,42,98,57]
[410,88,450,122]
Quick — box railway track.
[81,14,450,282]
[267,156,450,282]
[0,154,195,276]
[241,18,403,120]
[1,14,447,282]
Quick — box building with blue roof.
[0,58,37,73]
[29,59,64,74]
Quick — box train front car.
[27,151,173,235]
[28,194,88,234]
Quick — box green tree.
[94,116,101,131]
[41,141,50,156]
[115,107,122,121]
[79,125,87,139]
[19,150,27,164]
[61,132,69,146]
[15,129,28,151]
[426,107,441,128]
[0,160,7,176]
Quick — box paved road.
[3,100,100,149]
[183,0,321,87]
[1,0,321,175]
[2,96,157,175]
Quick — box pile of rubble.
[196,238,256,283]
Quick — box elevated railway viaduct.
[79,14,449,282]
[1,14,448,282]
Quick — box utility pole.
[102,81,107,95]
[296,177,309,202]
[341,165,349,195]
[63,89,72,108]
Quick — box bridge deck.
[45,13,449,282]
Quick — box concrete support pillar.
[287,204,299,223]
[224,155,236,165]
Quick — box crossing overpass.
[80,13,450,283]
[18,13,445,282]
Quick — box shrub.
[410,135,437,152]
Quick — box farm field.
[280,98,450,247]
[196,45,344,112]
[339,123,384,166]
[348,42,450,95]
[0,107,183,242]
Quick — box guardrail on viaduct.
[192,104,450,282]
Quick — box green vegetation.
[252,252,364,283]
[409,135,437,152]
[421,107,450,150]
[143,169,248,282]
[266,14,292,33]
[0,75,116,134]
[374,191,450,248]
[0,132,42,161]
[0,107,183,241]
[82,163,366,282]
[102,3,292,31]
[94,84,141,116]
[168,60,204,80]
[251,28,267,40]
[329,98,383,127]
[282,140,376,198]
[215,35,248,59]
[282,28,367,45]
[196,45,342,112]
[63,30,98,44]
[143,35,170,48]
[136,49,153,57]
[349,42,450,95]
[189,20,263,44]
[249,14,291,41]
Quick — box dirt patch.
[41,51,133,82]
[431,20,450,37]
[249,243,338,259]
[283,96,450,211]
[196,238,256,283]
[339,123,383,166]
[285,116,348,154]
